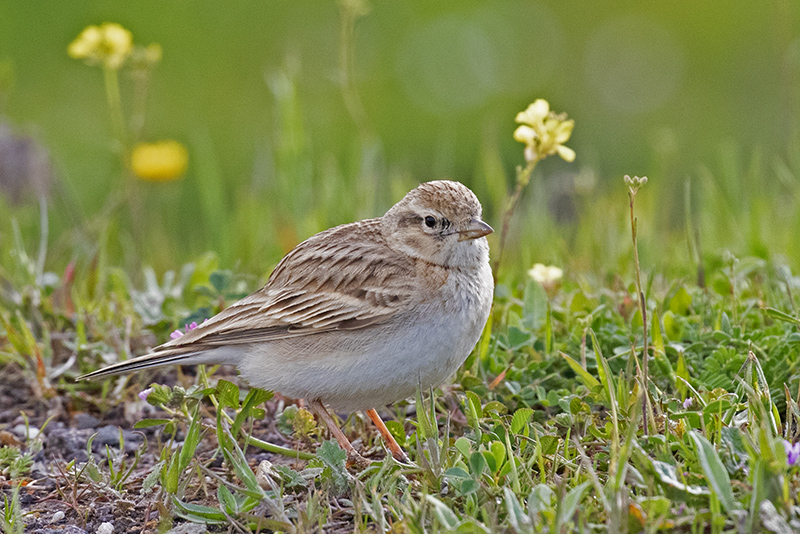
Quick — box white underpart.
[237,258,492,412]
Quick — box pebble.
[73,412,101,429]
[166,523,208,534]
[31,526,87,534]
[94,425,124,447]
[93,425,144,452]
[12,423,40,440]
[96,522,114,534]
[45,427,91,463]
[51,510,65,523]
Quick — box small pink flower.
[171,321,201,340]
[138,388,153,402]
[784,440,800,466]
[682,398,693,409]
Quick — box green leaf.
[444,467,470,479]
[668,287,692,315]
[164,453,181,495]
[510,408,534,434]
[483,401,507,415]
[559,481,592,525]
[426,495,460,529]
[560,352,600,389]
[215,411,265,499]
[663,310,682,339]
[145,384,173,406]
[539,435,560,455]
[459,479,480,497]
[689,431,736,512]
[504,487,531,532]
[216,379,240,409]
[477,313,493,363]
[209,270,232,293]
[651,460,707,495]
[523,279,548,330]
[232,387,273,436]
[272,464,308,489]
[490,441,506,470]
[385,420,407,448]
[651,310,665,354]
[720,311,732,335]
[469,451,486,477]
[763,307,800,325]
[676,352,689,399]
[317,440,350,493]
[482,451,497,474]
[454,436,472,459]
[465,390,483,420]
[528,484,555,513]
[179,408,202,473]
[217,485,237,515]
[172,497,227,524]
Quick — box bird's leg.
[309,399,369,469]
[366,408,411,463]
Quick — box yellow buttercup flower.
[130,141,189,182]
[513,99,576,163]
[68,23,133,69]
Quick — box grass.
[4,194,800,531]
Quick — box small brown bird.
[80,180,494,465]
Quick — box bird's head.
[382,180,492,267]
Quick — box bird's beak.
[457,218,494,241]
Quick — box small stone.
[51,510,65,523]
[31,527,87,534]
[73,412,101,429]
[94,425,122,447]
[12,424,40,440]
[45,427,91,462]
[166,523,208,534]
[0,430,22,447]
[92,425,144,453]
[97,522,114,534]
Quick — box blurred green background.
[1,0,799,281]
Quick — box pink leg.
[366,408,410,463]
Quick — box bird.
[80,180,494,466]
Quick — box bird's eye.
[424,216,437,228]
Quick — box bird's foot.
[391,449,412,465]
[346,450,372,470]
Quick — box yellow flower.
[513,99,576,163]
[528,263,563,285]
[68,23,133,69]
[130,141,189,182]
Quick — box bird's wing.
[156,219,418,352]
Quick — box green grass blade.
[689,431,736,512]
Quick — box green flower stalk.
[625,174,653,434]
[495,99,575,276]
[68,23,133,146]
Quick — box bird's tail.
[77,347,241,380]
